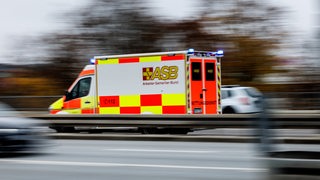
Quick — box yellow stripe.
[64,109,82,114]
[120,95,140,107]
[141,106,162,114]
[139,56,161,62]
[186,63,190,113]
[50,98,64,109]
[217,60,222,114]
[162,93,186,106]
[98,58,119,64]
[99,107,120,114]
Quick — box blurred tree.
[197,0,286,87]
[7,0,289,95]
[35,0,166,92]
[156,0,286,88]
[33,0,288,89]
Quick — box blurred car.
[221,85,262,114]
[0,102,49,153]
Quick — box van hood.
[48,97,64,114]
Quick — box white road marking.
[104,148,218,153]
[0,159,266,172]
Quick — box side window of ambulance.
[205,62,215,81]
[191,62,202,81]
[66,77,92,101]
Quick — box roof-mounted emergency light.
[90,58,96,64]
[216,50,224,57]
[187,48,195,54]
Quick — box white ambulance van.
[49,49,223,133]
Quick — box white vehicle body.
[49,49,224,115]
[221,86,262,113]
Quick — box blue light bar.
[187,48,195,54]
[90,58,95,64]
[217,50,224,55]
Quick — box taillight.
[239,97,250,105]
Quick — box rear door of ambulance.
[189,54,219,114]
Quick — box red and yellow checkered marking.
[90,54,186,114]
[99,93,186,114]
[96,54,185,65]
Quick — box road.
[0,140,269,180]
[1,139,319,180]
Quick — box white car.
[221,85,263,113]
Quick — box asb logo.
[143,66,178,81]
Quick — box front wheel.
[222,107,236,114]
[168,128,190,135]
[139,128,159,134]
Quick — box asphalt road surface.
[0,139,270,180]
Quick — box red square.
[99,96,119,107]
[140,94,162,106]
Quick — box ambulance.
[49,49,223,133]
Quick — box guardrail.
[25,113,320,129]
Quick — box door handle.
[85,101,91,104]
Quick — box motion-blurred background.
[0,0,319,111]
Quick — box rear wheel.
[168,128,190,135]
[222,107,236,114]
[139,128,159,134]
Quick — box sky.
[0,0,318,64]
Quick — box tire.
[139,128,159,134]
[168,128,190,135]
[222,107,236,114]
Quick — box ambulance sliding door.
[189,57,218,114]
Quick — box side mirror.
[65,90,71,101]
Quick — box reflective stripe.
[97,94,187,114]
[63,99,81,109]
[217,58,222,114]
[139,56,161,62]
[140,94,162,106]
[162,93,185,106]
[99,107,120,114]
[96,54,185,64]
[64,109,82,114]
[99,96,120,107]
[119,57,139,63]
[81,109,96,114]
[97,58,119,64]
[162,106,186,114]
[50,98,64,110]
[120,95,140,107]
[186,62,191,113]
[161,54,185,61]
[50,110,60,114]
[141,106,162,114]
[79,69,95,77]
[120,107,140,114]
